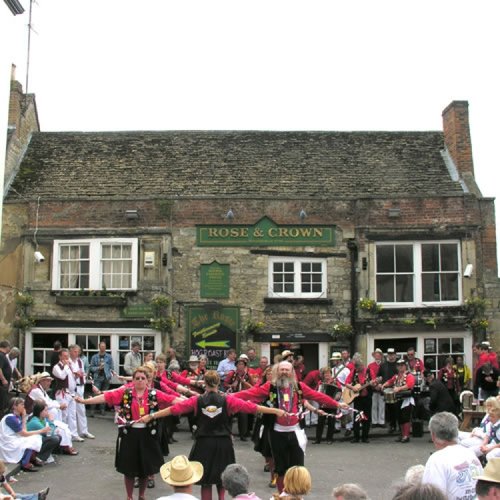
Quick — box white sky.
[5,0,500,268]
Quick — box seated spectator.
[157,455,203,500]
[475,457,500,499]
[457,396,497,457]
[478,363,499,401]
[0,398,49,472]
[332,483,369,499]
[273,466,311,499]
[221,463,261,499]
[422,412,483,498]
[404,465,425,486]
[27,374,77,456]
[392,483,446,500]
[477,397,500,461]
[0,459,50,500]
[26,401,62,464]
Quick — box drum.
[383,388,397,404]
[396,390,413,400]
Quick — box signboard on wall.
[196,216,336,247]
[185,306,239,371]
[200,261,230,298]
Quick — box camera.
[34,251,45,263]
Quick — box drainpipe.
[347,239,358,353]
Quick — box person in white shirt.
[157,455,203,500]
[69,345,95,440]
[423,411,483,499]
[52,348,80,441]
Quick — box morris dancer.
[233,361,348,493]
[75,366,183,500]
[140,370,285,500]
[382,359,415,443]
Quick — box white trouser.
[75,385,89,436]
[53,419,73,447]
[486,447,500,461]
[56,390,78,438]
[372,391,385,425]
[458,431,484,457]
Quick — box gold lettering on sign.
[314,228,323,237]
[208,228,218,237]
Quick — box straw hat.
[372,348,383,355]
[188,355,200,363]
[330,352,342,361]
[237,354,249,365]
[160,455,204,486]
[387,348,396,354]
[475,457,500,483]
[281,350,294,359]
[36,371,53,383]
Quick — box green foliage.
[14,291,35,331]
[241,319,265,336]
[149,294,175,334]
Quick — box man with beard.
[378,348,399,433]
[234,360,348,493]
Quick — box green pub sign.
[200,261,230,298]
[197,216,336,247]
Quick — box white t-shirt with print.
[422,443,483,500]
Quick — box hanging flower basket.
[330,322,354,341]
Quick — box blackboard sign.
[186,306,239,371]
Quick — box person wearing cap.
[224,355,254,441]
[231,361,348,494]
[423,370,456,416]
[139,370,285,500]
[378,348,398,433]
[330,352,354,436]
[181,355,205,389]
[382,359,415,443]
[422,411,483,498]
[368,348,385,428]
[157,454,203,500]
[475,457,500,499]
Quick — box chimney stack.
[8,65,24,133]
[442,100,475,178]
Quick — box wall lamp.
[225,209,235,220]
[125,209,139,220]
[299,209,307,220]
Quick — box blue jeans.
[93,376,110,412]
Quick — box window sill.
[55,295,127,307]
[264,297,332,305]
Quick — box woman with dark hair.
[0,397,50,471]
[140,370,285,500]
[75,366,183,500]
[26,400,61,463]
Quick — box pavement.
[9,414,435,500]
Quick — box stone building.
[1,81,499,375]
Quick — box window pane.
[274,263,283,273]
[422,244,439,272]
[395,245,413,273]
[377,246,394,273]
[438,338,450,353]
[451,338,464,352]
[312,263,322,272]
[377,275,394,302]
[396,275,413,302]
[301,262,311,273]
[441,274,459,301]
[422,274,440,301]
[284,262,294,272]
[284,283,294,293]
[302,283,311,293]
[441,244,458,271]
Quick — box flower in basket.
[242,319,265,336]
[331,322,354,338]
[358,298,383,314]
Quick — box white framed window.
[52,238,138,291]
[375,241,461,307]
[268,257,327,298]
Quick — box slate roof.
[7,130,466,200]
